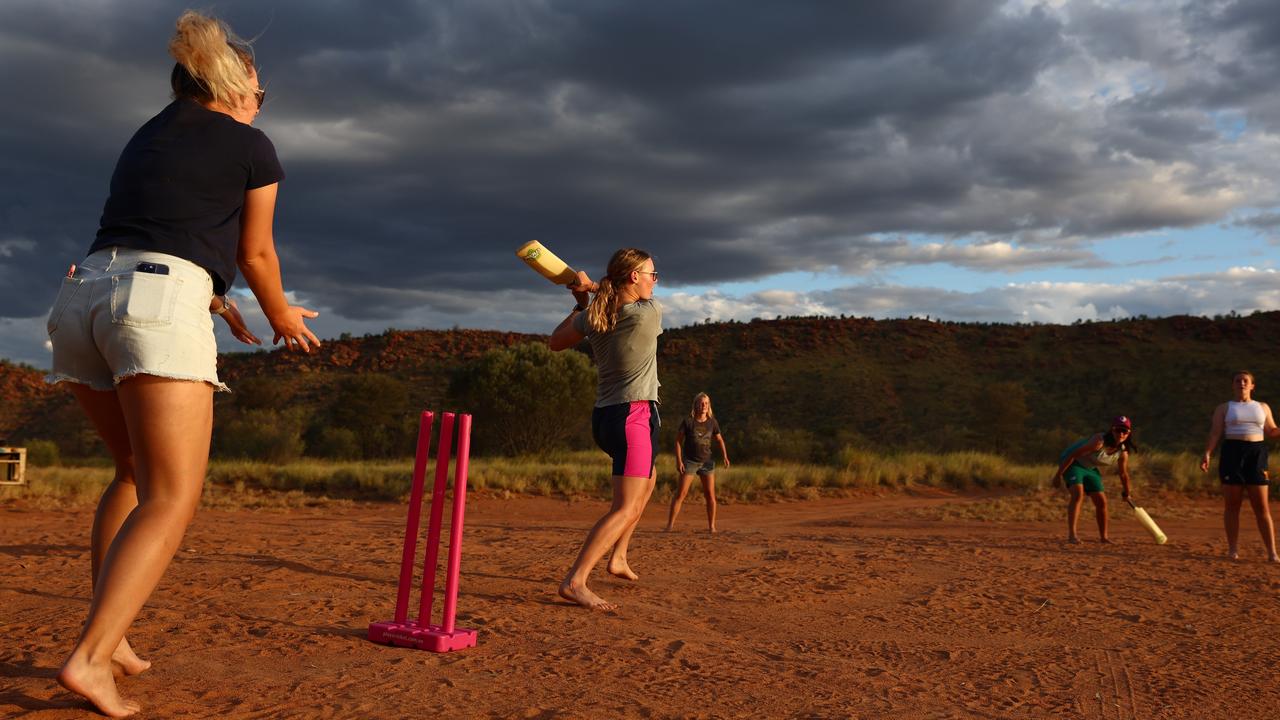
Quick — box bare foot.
[663,526,674,532]
[1067,536,1081,544]
[1100,538,1112,544]
[709,527,717,534]
[1228,547,1240,560]
[558,580,617,611]
[1268,554,1279,563]
[58,653,140,718]
[607,558,639,581]
[111,637,151,677]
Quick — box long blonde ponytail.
[585,248,651,334]
[168,10,258,110]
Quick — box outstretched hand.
[217,298,261,346]
[269,305,321,353]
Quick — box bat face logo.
[524,248,542,260]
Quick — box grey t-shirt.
[572,299,662,407]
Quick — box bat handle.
[1124,498,1136,510]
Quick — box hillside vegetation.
[3,312,1278,463]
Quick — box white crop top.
[1225,400,1266,437]
[1093,445,1122,467]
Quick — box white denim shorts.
[45,247,229,392]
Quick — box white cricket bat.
[1127,499,1167,544]
[516,240,579,286]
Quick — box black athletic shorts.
[1219,439,1269,486]
[591,401,660,478]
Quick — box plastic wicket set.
[368,411,478,652]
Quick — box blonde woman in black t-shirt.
[47,12,317,717]
[666,392,730,533]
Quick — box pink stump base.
[368,620,478,653]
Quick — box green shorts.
[1063,464,1104,494]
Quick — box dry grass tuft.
[0,448,1249,511]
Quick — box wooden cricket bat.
[516,240,578,286]
[1127,499,1167,544]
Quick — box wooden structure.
[0,447,27,486]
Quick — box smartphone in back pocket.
[136,262,170,275]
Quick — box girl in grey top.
[550,248,662,610]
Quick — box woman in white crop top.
[1200,370,1280,561]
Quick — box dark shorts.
[683,459,715,477]
[1219,439,1268,486]
[592,401,659,478]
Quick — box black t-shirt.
[90,99,285,294]
[678,416,721,464]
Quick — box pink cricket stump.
[368,411,478,652]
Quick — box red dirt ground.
[3,493,1279,718]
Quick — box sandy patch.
[2,493,1278,718]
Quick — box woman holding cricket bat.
[1200,370,1280,562]
[1052,416,1135,543]
[549,248,661,610]
[44,11,318,716]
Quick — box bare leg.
[1090,492,1109,542]
[1244,485,1278,561]
[58,377,213,717]
[699,472,717,533]
[559,474,651,610]
[1224,485,1244,559]
[665,473,695,531]
[1065,485,1084,543]
[608,467,655,580]
[69,385,151,678]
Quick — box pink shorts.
[591,401,659,478]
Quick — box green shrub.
[972,382,1031,456]
[24,439,61,467]
[229,376,293,411]
[215,410,305,463]
[307,427,361,460]
[311,376,417,459]
[447,342,596,456]
[736,421,819,464]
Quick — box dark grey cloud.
[240,0,1080,307]
[1235,212,1280,230]
[4,0,1280,363]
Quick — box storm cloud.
[3,0,1279,365]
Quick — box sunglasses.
[1112,427,1131,434]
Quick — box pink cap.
[1112,415,1132,430]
